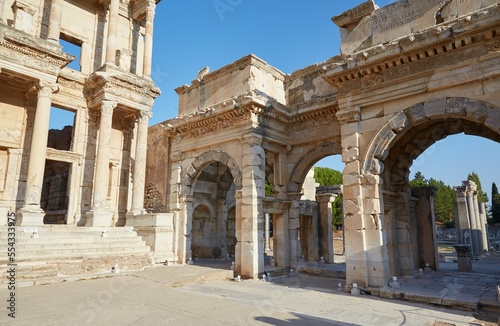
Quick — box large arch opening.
[286,141,346,267]
[364,98,500,277]
[179,151,241,268]
[190,162,237,261]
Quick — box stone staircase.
[0,226,155,287]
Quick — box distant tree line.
[410,171,500,226]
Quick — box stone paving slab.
[1,264,497,326]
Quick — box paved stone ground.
[1,262,499,326]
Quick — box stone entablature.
[325,4,500,94]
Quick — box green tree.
[313,167,343,187]
[313,167,343,228]
[490,182,500,224]
[467,172,488,203]
[428,178,456,224]
[410,171,428,187]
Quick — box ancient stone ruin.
[1,0,500,290]
[146,0,500,287]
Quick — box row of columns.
[16,81,152,226]
[454,180,489,257]
[46,0,155,77]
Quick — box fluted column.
[86,100,116,226]
[105,0,119,65]
[47,0,64,43]
[17,82,58,226]
[126,110,151,220]
[142,1,156,77]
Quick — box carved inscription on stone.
[341,0,498,55]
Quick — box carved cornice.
[84,69,160,109]
[0,25,74,74]
[324,10,500,93]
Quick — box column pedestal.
[454,244,473,272]
[17,206,45,226]
[86,210,114,227]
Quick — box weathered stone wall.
[175,55,286,117]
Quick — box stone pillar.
[105,0,119,65]
[361,174,390,287]
[480,202,490,251]
[472,193,488,253]
[454,185,471,245]
[126,111,151,221]
[264,213,271,251]
[411,186,439,271]
[316,193,335,264]
[287,199,301,269]
[466,188,480,257]
[17,82,58,226]
[234,134,264,279]
[86,100,116,227]
[176,196,193,264]
[46,0,64,43]
[142,2,156,77]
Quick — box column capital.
[101,100,117,114]
[35,82,58,98]
[136,110,152,122]
[240,134,263,146]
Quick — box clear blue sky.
[52,0,500,203]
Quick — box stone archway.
[180,150,242,198]
[177,150,241,264]
[362,97,500,278]
[288,142,342,193]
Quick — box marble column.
[264,213,271,251]
[17,82,58,226]
[86,100,116,227]
[480,202,490,251]
[126,110,151,220]
[105,0,119,65]
[454,186,471,245]
[47,0,64,43]
[466,187,480,257]
[316,193,335,264]
[142,2,156,77]
[472,188,488,255]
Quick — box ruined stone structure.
[0,0,162,281]
[454,180,489,260]
[147,0,500,287]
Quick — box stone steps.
[0,239,148,251]
[0,226,155,288]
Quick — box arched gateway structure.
[146,0,500,286]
